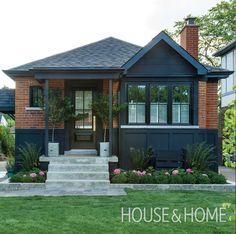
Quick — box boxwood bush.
[111,168,227,184]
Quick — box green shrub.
[138,175,155,184]
[130,146,154,170]
[0,125,15,158]
[195,173,211,184]
[10,170,46,183]
[210,174,227,184]
[154,174,170,184]
[19,142,41,171]
[111,174,127,183]
[126,171,140,184]
[184,142,216,171]
[169,175,183,184]
[182,173,197,184]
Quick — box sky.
[0,0,222,88]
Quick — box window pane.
[150,85,167,123]
[136,104,145,123]
[83,110,92,129]
[84,91,92,109]
[172,85,190,124]
[75,110,84,129]
[31,87,43,107]
[181,104,189,123]
[75,91,83,109]
[128,85,146,123]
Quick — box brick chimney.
[180,17,199,60]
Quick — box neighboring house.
[214,40,236,107]
[0,113,7,127]
[3,18,232,171]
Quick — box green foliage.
[222,87,236,162]
[224,161,236,169]
[154,174,170,184]
[18,142,41,171]
[166,0,236,66]
[91,94,126,141]
[130,146,154,170]
[111,173,127,183]
[169,175,183,184]
[0,125,15,158]
[10,170,46,183]
[182,173,197,184]
[6,155,15,170]
[39,88,74,142]
[184,142,215,171]
[207,171,227,184]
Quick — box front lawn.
[0,190,235,234]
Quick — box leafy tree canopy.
[166,0,236,66]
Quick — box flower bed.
[10,168,47,183]
[111,168,227,184]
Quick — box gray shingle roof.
[0,89,15,113]
[10,37,141,71]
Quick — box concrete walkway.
[219,166,236,182]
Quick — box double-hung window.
[30,86,43,107]
[127,83,192,125]
[128,85,146,123]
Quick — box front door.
[71,90,96,149]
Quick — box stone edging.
[0,183,45,191]
[110,184,236,192]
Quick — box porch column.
[109,79,113,156]
[44,79,49,157]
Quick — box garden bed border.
[110,183,236,192]
[0,182,45,191]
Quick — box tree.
[222,86,236,162]
[91,95,126,142]
[41,89,74,142]
[166,0,236,66]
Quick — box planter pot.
[7,168,14,178]
[48,142,59,157]
[100,142,109,157]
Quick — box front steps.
[46,156,112,191]
[64,149,97,157]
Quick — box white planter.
[48,142,59,157]
[100,142,109,157]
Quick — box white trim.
[25,107,43,111]
[120,125,199,129]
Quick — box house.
[214,40,236,108]
[3,17,232,171]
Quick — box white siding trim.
[25,107,43,111]
[120,125,199,129]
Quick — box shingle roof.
[214,40,236,57]
[0,89,15,113]
[10,37,141,71]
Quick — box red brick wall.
[15,77,64,129]
[180,26,199,59]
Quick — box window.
[128,85,146,123]
[172,85,190,124]
[150,85,168,123]
[127,83,192,125]
[75,90,93,129]
[30,86,43,107]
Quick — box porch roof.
[0,89,15,114]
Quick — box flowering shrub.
[10,169,47,183]
[111,167,227,184]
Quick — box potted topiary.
[91,94,126,157]
[5,155,15,177]
[42,88,74,157]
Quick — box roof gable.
[123,31,207,75]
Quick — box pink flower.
[136,170,146,176]
[30,173,37,178]
[113,168,121,175]
[172,170,179,176]
[164,172,170,176]
[39,171,45,176]
[186,168,193,173]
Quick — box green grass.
[0,190,235,234]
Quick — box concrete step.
[46,180,110,189]
[46,156,108,164]
[64,149,97,156]
[47,172,109,180]
[48,163,108,172]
